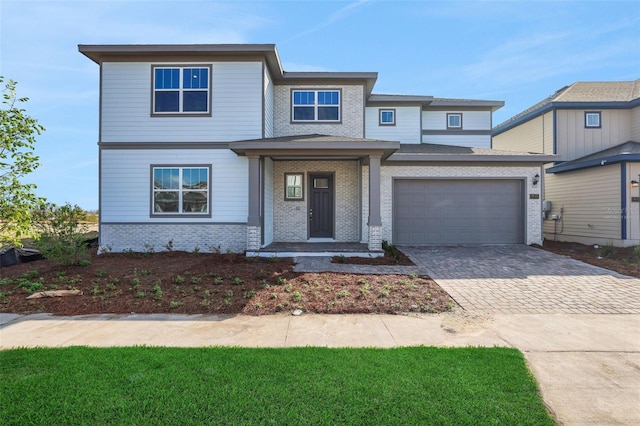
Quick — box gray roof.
[547,140,640,174]
[387,143,556,163]
[367,94,504,110]
[494,79,640,133]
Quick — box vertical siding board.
[543,166,620,240]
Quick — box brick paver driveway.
[400,245,640,314]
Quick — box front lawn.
[0,346,554,425]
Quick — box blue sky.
[1,0,638,210]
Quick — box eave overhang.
[229,135,400,161]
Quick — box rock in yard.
[26,290,83,299]
[292,309,303,316]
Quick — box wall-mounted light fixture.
[532,174,540,186]
[632,180,639,187]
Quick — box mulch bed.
[0,248,452,316]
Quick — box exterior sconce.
[631,180,639,188]
[532,174,540,186]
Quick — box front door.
[309,173,334,238]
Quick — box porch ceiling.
[229,134,400,161]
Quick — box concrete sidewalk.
[1,311,638,425]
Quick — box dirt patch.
[536,240,640,278]
[331,250,414,266]
[0,249,453,316]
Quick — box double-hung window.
[152,166,210,215]
[153,66,210,114]
[292,90,340,122]
[585,111,601,128]
[447,113,462,129]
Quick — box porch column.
[247,155,261,251]
[368,154,383,251]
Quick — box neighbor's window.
[152,167,209,215]
[585,112,601,128]
[379,109,395,126]
[292,90,340,122]
[153,66,210,114]
[285,173,304,200]
[447,113,462,129]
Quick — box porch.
[246,241,383,258]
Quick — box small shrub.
[233,277,243,285]
[598,243,617,258]
[336,255,347,264]
[336,290,351,299]
[32,202,90,266]
[244,290,256,299]
[135,291,146,298]
[78,259,92,267]
[631,245,640,262]
[291,291,303,302]
[169,301,183,308]
[95,269,107,278]
[174,275,185,284]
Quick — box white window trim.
[379,108,396,126]
[291,89,341,122]
[152,66,212,116]
[151,165,212,217]
[447,113,463,129]
[585,111,601,128]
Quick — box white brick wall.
[100,223,247,253]
[272,160,360,242]
[362,164,543,245]
[273,85,364,138]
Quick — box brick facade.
[272,160,361,242]
[362,164,543,245]
[99,223,247,253]
[273,85,365,138]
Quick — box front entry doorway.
[309,173,334,238]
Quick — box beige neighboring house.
[493,80,640,247]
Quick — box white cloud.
[286,0,373,41]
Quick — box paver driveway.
[400,245,640,314]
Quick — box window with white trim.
[152,167,209,215]
[447,113,462,129]
[585,112,601,128]
[379,109,395,125]
[153,67,210,114]
[292,90,340,121]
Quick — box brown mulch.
[537,240,640,278]
[0,248,452,316]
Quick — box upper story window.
[447,113,462,129]
[379,109,395,126]
[585,111,601,128]
[292,89,340,122]
[152,166,210,216]
[153,66,210,115]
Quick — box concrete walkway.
[2,246,639,425]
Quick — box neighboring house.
[493,80,640,247]
[79,44,554,255]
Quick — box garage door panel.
[393,179,524,245]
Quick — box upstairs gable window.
[379,109,395,126]
[585,111,601,128]
[292,89,340,122]
[447,113,462,129]
[153,66,210,115]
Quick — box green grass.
[0,346,554,425]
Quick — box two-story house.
[79,44,554,255]
[493,80,640,247]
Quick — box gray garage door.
[393,179,524,245]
